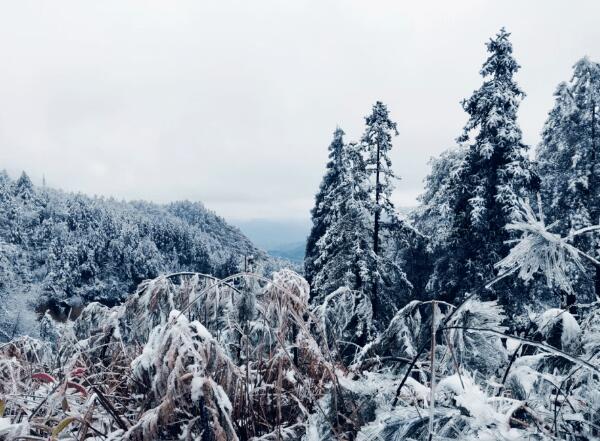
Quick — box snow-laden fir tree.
[537,57,600,301]
[414,146,468,251]
[360,101,401,316]
[305,127,346,293]
[14,171,35,201]
[361,101,398,258]
[307,115,413,328]
[312,142,378,303]
[428,28,535,305]
[410,146,468,300]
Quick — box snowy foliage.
[311,141,377,302]
[458,27,532,226]
[414,145,468,251]
[314,287,373,360]
[3,212,600,439]
[361,101,399,228]
[0,270,339,440]
[0,171,274,341]
[495,199,599,295]
[537,56,600,301]
[418,28,536,309]
[305,127,346,291]
[307,103,414,329]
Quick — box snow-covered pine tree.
[428,28,534,306]
[305,127,346,292]
[414,146,468,252]
[0,172,18,243]
[361,101,398,258]
[537,57,600,301]
[312,142,378,304]
[360,101,401,317]
[308,117,411,328]
[14,171,34,200]
[411,146,468,300]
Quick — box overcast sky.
[1,1,599,221]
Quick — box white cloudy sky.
[0,1,599,221]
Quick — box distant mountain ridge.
[268,241,305,263]
[0,171,272,340]
[233,218,310,251]
[233,218,309,266]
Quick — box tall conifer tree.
[311,142,377,302]
[429,28,534,305]
[360,101,399,316]
[361,101,399,258]
[537,57,600,301]
[305,128,346,292]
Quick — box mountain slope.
[0,171,271,340]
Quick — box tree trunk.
[374,143,381,256]
[591,102,599,301]
[595,265,600,303]
[372,140,381,316]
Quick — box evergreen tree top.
[361,101,399,174]
[16,171,32,188]
[538,59,600,147]
[572,56,599,79]
[570,57,600,105]
[318,127,346,190]
[537,56,600,234]
[0,169,10,186]
[362,101,398,140]
[15,171,34,199]
[459,28,525,150]
[327,127,345,166]
[480,27,521,80]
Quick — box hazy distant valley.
[233,218,310,263]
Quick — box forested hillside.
[0,171,269,340]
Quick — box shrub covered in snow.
[1,262,600,440]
